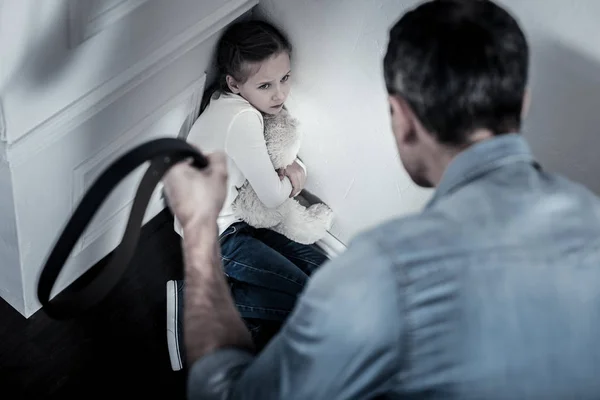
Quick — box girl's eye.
[281,74,290,82]
[259,84,271,90]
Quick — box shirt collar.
[426,133,537,208]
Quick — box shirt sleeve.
[225,110,293,208]
[295,157,307,176]
[187,236,403,400]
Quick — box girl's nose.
[273,86,284,101]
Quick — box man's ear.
[226,75,241,94]
[389,94,401,116]
[521,87,531,120]
[388,94,416,144]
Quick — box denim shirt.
[188,134,600,399]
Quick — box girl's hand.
[277,168,286,181]
[284,161,306,197]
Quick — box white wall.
[256,0,600,245]
[497,0,600,196]
[0,0,258,317]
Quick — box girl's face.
[227,52,292,115]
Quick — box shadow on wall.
[2,1,73,92]
[524,36,600,196]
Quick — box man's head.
[384,0,530,187]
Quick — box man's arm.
[162,152,254,367]
[182,221,253,364]
[187,236,403,400]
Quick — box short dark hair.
[200,20,292,114]
[384,0,529,145]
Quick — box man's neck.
[428,129,495,187]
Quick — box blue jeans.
[219,222,328,346]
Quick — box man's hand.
[163,150,253,364]
[163,151,228,231]
[282,160,306,198]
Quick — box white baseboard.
[316,231,347,259]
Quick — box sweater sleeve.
[225,110,293,209]
[295,157,307,176]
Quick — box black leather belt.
[37,138,208,320]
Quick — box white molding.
[316,231,347,259]
[7,0,258,164]
[71,74,206,254]
[68,0,150,48]
[77,195,137,252]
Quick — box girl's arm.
[225,111,293,208]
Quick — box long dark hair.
[199,20,293,115]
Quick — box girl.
[166,20,329,371]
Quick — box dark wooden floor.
[0,209,188,399]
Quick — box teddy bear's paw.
[306,203,334,230]
[274,202,334,244]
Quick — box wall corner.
[0,157,26,317]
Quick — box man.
[163,0,600,398]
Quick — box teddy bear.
[231,108,334,245]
